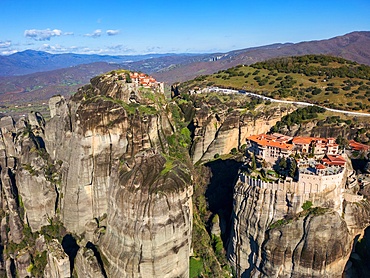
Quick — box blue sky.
[0,0,369,55]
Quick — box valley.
[1,31,370,115]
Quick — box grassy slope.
[179,55,370,113]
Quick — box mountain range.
[0,31,370,105]
[0,50,182,76]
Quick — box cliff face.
[99,152,192,277]
[260,212,352,277]
[44,73,193,277]
[277,118,370,143]
[228,162,370,277]
[181,93,294,164]
[0,71,193,277]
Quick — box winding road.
[207,87,370,117]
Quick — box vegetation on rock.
[179,54,370,112]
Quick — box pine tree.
[289,158,297,178]
[251,154,257,170]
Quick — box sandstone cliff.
[0,71,193,277]
[44,72,193,277]
[177,93,295,164]
[228,162,370,277]
[2,70,370,277]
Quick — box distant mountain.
[0,50,179,76]
[0,62,121,105]
[1,31,370,106]
[151,31,370,83]
[125,43,292,75]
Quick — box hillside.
[178,55,370,113]
[153,31,370,83]
[1,31,370,115]
[0,62,124,118]
[0,50,177,76]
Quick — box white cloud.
[145,46,162,53]
[24,29,63,41]
[0,41,11,48]
[40,44,79,53]
[40,44,64,52]
[84,29,102,38]
[39,45,104,55]
[107,44,133,53]
[23,42,134,55]
[106,29,120,36]
[1,49,18,55]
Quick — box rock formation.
[0,71,193,277]
[228,158,370,277]
[1,69,369,277]
[74,246,105,278]
[44,240,70,278]
[179,93,295,164]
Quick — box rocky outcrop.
[228,162,370,277]
[260,212,352,278]
[74,246,105,278]
[44,78,174,234]
[276,117,370,141]
[99,152,192,277]
[186,95,294,163]
[44,240,70,278]
[43,72,193,277]
[0,71,193,277]
[15,249,32,278]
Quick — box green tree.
[230,148,238,155]
[279,157,287,170]
[251,154,257,170]
[302,200,313,210]
[125,73,132,83]
[289,158,297,178]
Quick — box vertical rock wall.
[43,73,193,277]
[229,167,370,278]
[189,101,293,163]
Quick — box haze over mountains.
[152,31,370,83]
[0,31,370,105]
[0,50,181,76]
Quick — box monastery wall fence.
[239,169,345,195]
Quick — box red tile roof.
[316,164,326,169]
[322,154,346,166]
[247,134,293,150]
[349,140,370,151]
[292,137,312,145]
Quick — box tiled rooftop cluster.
[247,133,341,163]
[130,72,159,88]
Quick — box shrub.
[230,148,238,155]
[302,200,313,210]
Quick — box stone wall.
[240,169,345,195]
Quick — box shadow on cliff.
[86,242,108,278]
[345,226,370,277]
[62,234,79,274]
[351,158,368,173]
[204,158,243,241]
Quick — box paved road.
[208,87,370,117]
